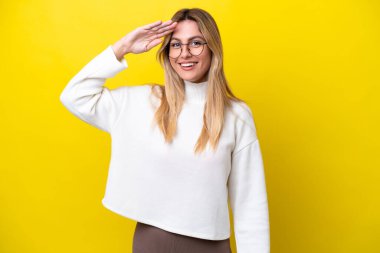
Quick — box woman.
[60,8,270,253]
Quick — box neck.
[184,79,208,104]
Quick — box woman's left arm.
[228,107,270,253]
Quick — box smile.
[179,62,198,70]
[180,62,198,66]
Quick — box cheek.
[169,59,178,70]
[204,49,212,64]
[202,53,212,70]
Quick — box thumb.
[146,39,163,51]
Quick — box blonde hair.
[151,8,245,154]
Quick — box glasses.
[168,40,208,59]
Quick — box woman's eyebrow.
[170,36,205,42]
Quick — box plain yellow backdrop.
[1,0,379,252]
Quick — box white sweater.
[60,45,270,253]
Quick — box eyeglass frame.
[167,40,208,59]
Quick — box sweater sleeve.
[228,107,270,253]
[59,45,129,133]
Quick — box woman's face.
[169,20,212,83]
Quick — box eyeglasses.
[168,40,208,59]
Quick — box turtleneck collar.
[184,79,208,104]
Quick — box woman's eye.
[191,41,202,46]
[171,43,180,48]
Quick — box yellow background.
[1,0,379,252]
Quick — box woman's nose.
[180,45,192,58]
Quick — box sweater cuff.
[93,45,128,77]
[83,45,129,79]
[107,45,128,67]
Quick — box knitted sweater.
[60,45,270,253]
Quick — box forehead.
[170,20,205,41]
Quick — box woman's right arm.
[59,20,177,133]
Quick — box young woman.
[60,8,270,253]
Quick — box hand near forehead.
[113,20,177,57]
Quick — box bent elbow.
[59,88,73,108]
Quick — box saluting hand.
[112,20,177,60]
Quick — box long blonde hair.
[151,8,245,154]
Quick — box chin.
[180,73,206,82]
[187,78,202,83]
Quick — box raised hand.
[112,20,177,60]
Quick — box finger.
[155,28,176,39]
[145,22,176,39]
[150,20,174,31]
[146,38,163,51]
[146,27,174,41]
[142,20,162,30]
[155,21,177,33]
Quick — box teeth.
[181,62,196,67]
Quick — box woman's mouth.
[179,62,198,71]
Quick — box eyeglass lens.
[169,42,205,58]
